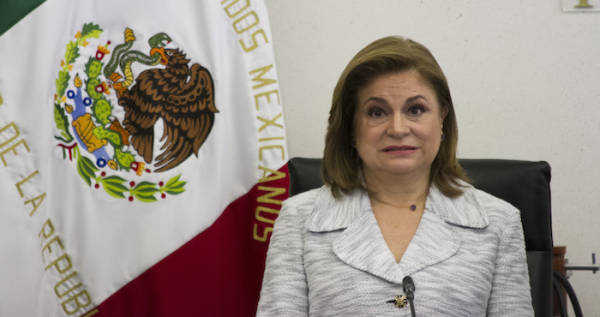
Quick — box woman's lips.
[383,145,417,152]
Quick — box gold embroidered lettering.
[255,205,280,225]
[25,192,46,216]
[223,0,250,18]
[0,139,31,166]
[253,223,273,242]
[41,236,65,261]
[257,186,286,205]
[575,0,593,8]
[45,253,73,274]
[233,11,259,34]
[240,29,268,53]
[15,170,39,197]
[38,218,94,315]
[257,113,283,132]
[81,309,99,317]
[61,289,92,315]
[221,0,268,52]
[258,136,284,142]
[54,271,83,298]
[258,165,286,183]
[253,89,280,110]
[249,64,276,89]
[258,144,285,161]
[39,218,55,239]
[0,121,19,148]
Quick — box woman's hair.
[321,35,469,198]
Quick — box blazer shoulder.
[468,186,521,223]
[282,186,324,214]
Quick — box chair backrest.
[287,157,553,317]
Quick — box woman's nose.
[386,112,409,137]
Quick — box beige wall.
[265,0,600,314]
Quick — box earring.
[441,132,445,142]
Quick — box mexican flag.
[0,0,288,316]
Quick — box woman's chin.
[367,161,429,178]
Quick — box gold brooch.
[387,295,407,308]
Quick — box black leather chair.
[287,157,553,317]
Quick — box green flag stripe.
[0,0,46,37]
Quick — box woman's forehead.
[355,71,438,107]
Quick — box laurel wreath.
[53,22,187,202]
[72,145,186,202]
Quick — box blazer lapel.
[307,184,488,284]
[397,184,490,276]
[395,209,460,278]
[332,205,460,284]
[332,209,403,282]
[308,187,401,282]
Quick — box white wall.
[265,0,600,315]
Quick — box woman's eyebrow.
[362,96,387,104]
[406,95,427,103]
[361,94,427,106]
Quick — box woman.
[257,36,533,316]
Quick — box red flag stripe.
[92,164,289,317]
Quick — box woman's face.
[354,70,446,181]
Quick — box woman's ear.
[440,107,448,130]
[440,106,449,120]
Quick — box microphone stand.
[407,292,415,317]
[403,276,416,317]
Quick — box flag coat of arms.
[0,1,288,316]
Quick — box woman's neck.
[364,169,430,209]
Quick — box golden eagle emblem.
[52,23,217,202]
[115,47,218,172]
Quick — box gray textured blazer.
[257,184,534,316]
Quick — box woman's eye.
[367,107,386,118]
[407,104,426,116]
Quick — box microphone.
[403,276,416,317]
